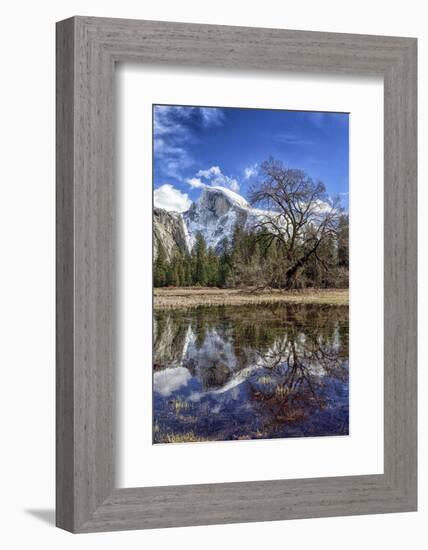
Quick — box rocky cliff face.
[183,186,269,252]
[153,207,190,261]
[153,186,271,259]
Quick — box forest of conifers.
[154,215,349,290]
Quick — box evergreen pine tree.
[153,244,167,287]
[176,252,185,286]
[218,251,232,287]
[184,253,192,286]
[194,232,207,285]
[165,259,175,286]
[337,214,349,268]
[206,247,219,286]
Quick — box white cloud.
[154,138,193,179]
[196,166,221,179]
[153,367,191,397]
[229,180,240,192]
[200,107,225,127]
[186,177,207,189]
[212,173,240,193]
[154,106,226,179]
[154,184,192,212]
[191,165,240,193]
[244,164,258,180]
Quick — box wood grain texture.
[56,18,75,532]
[56,16,417,533]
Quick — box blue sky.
[153,105,349,212]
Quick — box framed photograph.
[56,16,417,532]
[151,105,350,446]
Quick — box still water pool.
[153,303,348,443]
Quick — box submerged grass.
[275,384,290,398]
[154,287,348,310]
[169,399,191,413]
[157,432,210,444]
[258,375,273,385]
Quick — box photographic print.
[153,105,349,444]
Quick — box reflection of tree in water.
[153,314,188,368]
[248,309,348,435]
[153,304,348,439]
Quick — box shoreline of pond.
[154,287,349,310]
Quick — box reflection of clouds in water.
[154,367,191,397]
[188,391,202,402]
[188,328,237,371]
[153,305,349,442]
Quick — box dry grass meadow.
[154,287,349,310]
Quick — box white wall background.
[0,1,424,548]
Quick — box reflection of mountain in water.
[153,304,349,443]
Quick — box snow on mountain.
[183,186,270,251]
[153,186,273,258]
[208,185,251,209]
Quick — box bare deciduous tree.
[250,158,344,290]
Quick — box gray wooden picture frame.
[56,16,417,533]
